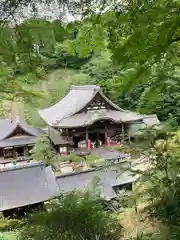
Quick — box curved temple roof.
[53,109,144,128]
[39,85,124,126]
[39,85,160,128]
[0,119,44,140]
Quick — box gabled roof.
[48,127,73,145]
[0,119,44,141]
[0,162,59,211]
[39,85,124,126]
[38,85,160,128]
[56,162,136,201]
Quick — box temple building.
[0,160,136,217]
[0,103,44,164]
[56,161,136,201]
[0,162,59,217]
[39,85,159,153]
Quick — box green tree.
[42,42,91,71]
[31,134,56,165]
[81,51,123,95]
[131,127,180,227]
[19,192,122,240]
[65,1,180,89]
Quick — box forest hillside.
[1,0,180,239]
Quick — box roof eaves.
[2,121,18,140]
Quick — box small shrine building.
[0,103,44,164]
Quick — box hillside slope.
[1,68,90,127]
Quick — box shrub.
[19,192,122,240]
[0,218,23,231]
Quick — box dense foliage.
[128,127,180,239]
[19,192,121,240]
[31,134,57,165]
[1,2,180,124]
[1,1,180,240]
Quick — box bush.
[19,192,122,240]
[57,153,84,162]
[0,218,23,231]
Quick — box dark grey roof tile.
[38,85,123,126]
[56,163,137,201]
[0,119,17,140]
[0,119,44,140]
[54,110,144,128]
[0,136,38,147]
[48,127,72,145]
[0,163,59,211]
[39,85,98,126]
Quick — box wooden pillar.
[121,123,125,142]
[85,128,89,145]
[97,131,99,140]
[105,122,108,144]
[66,128,69,136]
[2,148,5,159]
[12,148,16,158]
[24,146,28,156]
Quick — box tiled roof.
[0,162,59,211]
[0,119,44,140]
[38,85,159,128]
[54,109,144,128]
[56,163,136,201]
[48,127,73,145]
[0,161,137,210]
[0,136,38,147]
[38,85,123,126]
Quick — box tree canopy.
[1,1,180,240]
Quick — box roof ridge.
[71,85,101,91]
[56,169,95,179]
[0,161,44,173]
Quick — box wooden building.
[56,161,137,201]
[0,161,136,217]
[0,107,44,164]
[0,162,59,218]
[39,85,159,153]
